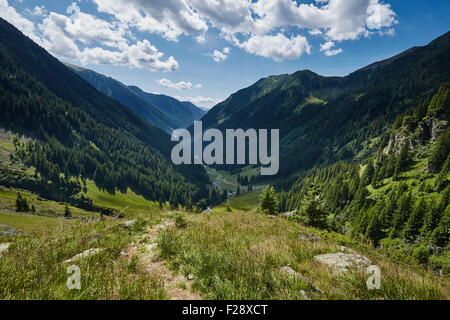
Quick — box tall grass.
[0,217,166,300]
[158,211,449,300]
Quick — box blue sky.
[1,0,449,108]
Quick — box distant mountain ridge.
[200,31,450,179]
[65,63,206,133]
[0,17,218,210]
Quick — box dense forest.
[0,18,224,211]
[278,83,449,266]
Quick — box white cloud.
[92,0,208,42]
[195,84,203,89]
[25,5,47,18]
[0,0,39,43]
[210,47,230,62]
[36,3,178,72]
[319,41,343,56]
[237,33,310,62]
[95,0,396,61]
[157,78,192,90]
[1,0,398,66]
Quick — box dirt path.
[122,219,201,300]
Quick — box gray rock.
[0,224,24,237]
[121,220,137,229]
[280,211,296,218]
[280,266,323,294]
[299,234,321,242]
[280,266,299,277]
[145,243,157,251]
[300,290,310,300]
[64,248,104,263]
[314,252,372,274]
[0,242,11,256]
[187,274,194,281]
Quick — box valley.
[0,16,448,301]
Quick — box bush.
[175,214,188,229]
[412,243,430,264]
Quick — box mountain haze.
[65,64,206,133]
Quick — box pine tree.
[303,185,328,229]
[64,204,72,218]
[361,163,374,186]
[15,193,30,212]
[390,192,412,237]
[404,198,427,241]
[259,185,279,215]
[365,204,385,246]
[431,206,449,247]
[394,144,410,179]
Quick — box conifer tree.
[259,185,279,215]
[404,198,427,241]
[303,185,328,229]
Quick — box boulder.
[0,224,24,237]
[280,266,299,277]
[299,234,321,242]
[314,252,372,274]
[145,243,157,251]
[280,211,296,218]
[121,220,137,229]
[0,242,11,256]
[279,266,323,294]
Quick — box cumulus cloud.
[236,33,310,62]
[92,0,208,42]
[0,0,39,42]
[25,5,47,18]
[157,78,193,90]
[210,47,230,62]
[0,1,178,72]
[0,0,398,67]
[319,41,343,56]
[93,0,397,61]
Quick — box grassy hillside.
[1,203,448,300]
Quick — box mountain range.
[0,16,448,255]
[65,63,206,134]
[0,17,219,210]
[201,31,450,178]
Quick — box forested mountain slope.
[0,18,219,210]
[277,82,449,268]
[201,31,450,178]
[65,64,205,133]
